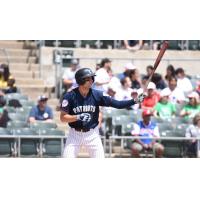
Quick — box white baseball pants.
[63,126,105,158]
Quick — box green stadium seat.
[5,106,16,113]
[112,115,133,136]
[19,100,35,107]
[40,129,65,157]
[30,121,57,132]
[8,113,27,121]
[7,121,29,129]
[168,40,181,50]
[0,128,14,157]
[13,128,39,157]
[161,130,185,157]
[188,40,199,50]
[5,93,28,101]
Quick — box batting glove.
[77,113,91,122]
[134,93,146,103]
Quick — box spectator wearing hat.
[118,63,136,81]
[131,109,164,157]
[62,59,80,92]
[28,95,53,123]
[180,91,200,120]
[164,76,186,104]
[185,113,200,157]
[154,88,176,120]
[94,58,112,92]
[141,82,160,110]
[175,68,193,94]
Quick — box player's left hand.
[134,93,146,103]
[77,113,91,122]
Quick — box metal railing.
[108,136,200,158]
[0,134,106,157]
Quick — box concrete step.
[0,41,24,49]
[11,70,39,79]
[9,63,39,71]
[0,49,38,57]
[0,56,37,63]
[15,78,44,85]
[19,86,53,100]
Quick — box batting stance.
[60,68,145,158]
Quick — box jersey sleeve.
[60,93,70,113]
[97,91,136,109]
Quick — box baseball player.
[60,68,145,158]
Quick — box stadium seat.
[168,40,181,50]
[7,121,29,129]
[112,115,133,136]
[19,100,35,107]
[30,121,57,133]
[13,128,40,157]
[0,128,14,157]
[8,113,27,121]
[5,93,28,101]
[188,40,200,50]
[40,129,65,157]
[161,130,185,157]
[5,106,16,113]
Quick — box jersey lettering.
[73,105,96,114]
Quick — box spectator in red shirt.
[141,82,160,110]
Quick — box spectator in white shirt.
[164,76,186,104]
[115,77,133,101]
[175,68,193,94]
[94,58,111,92]
[62,59,80,91]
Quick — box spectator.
[62,59,79,92]
[94,58,111,92]
[124,40,143,50]
[164,76,186,104]
[180,91,200,120]
[141,82,160,110]
[151,73,166,90]
[118,63,136,81]
[28,95,53,123]
[0,64,13,89]
[0,96,10,128]
[154,88,176,120]
[196,81,200,96]
[185,113,200,157]
[129,69,141,89]
[95,59,102,71]
[115,77,133,101]
[142,65,166,90]
[131,109,164,157]
[3,78,17,94]
[175,68,193,94]
[165,64,176,83]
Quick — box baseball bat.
[144,41,169,91]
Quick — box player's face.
[83,77,94,88]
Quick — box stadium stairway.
[0,41,66,133]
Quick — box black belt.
[74,128,90,132]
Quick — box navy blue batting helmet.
[75,68,96,85]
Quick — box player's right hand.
[77,113,91,122]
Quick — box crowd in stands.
[61,58,200,157]
[0,63,55,130]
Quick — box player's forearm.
[109,99,136,109]
[60,113,78,123]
